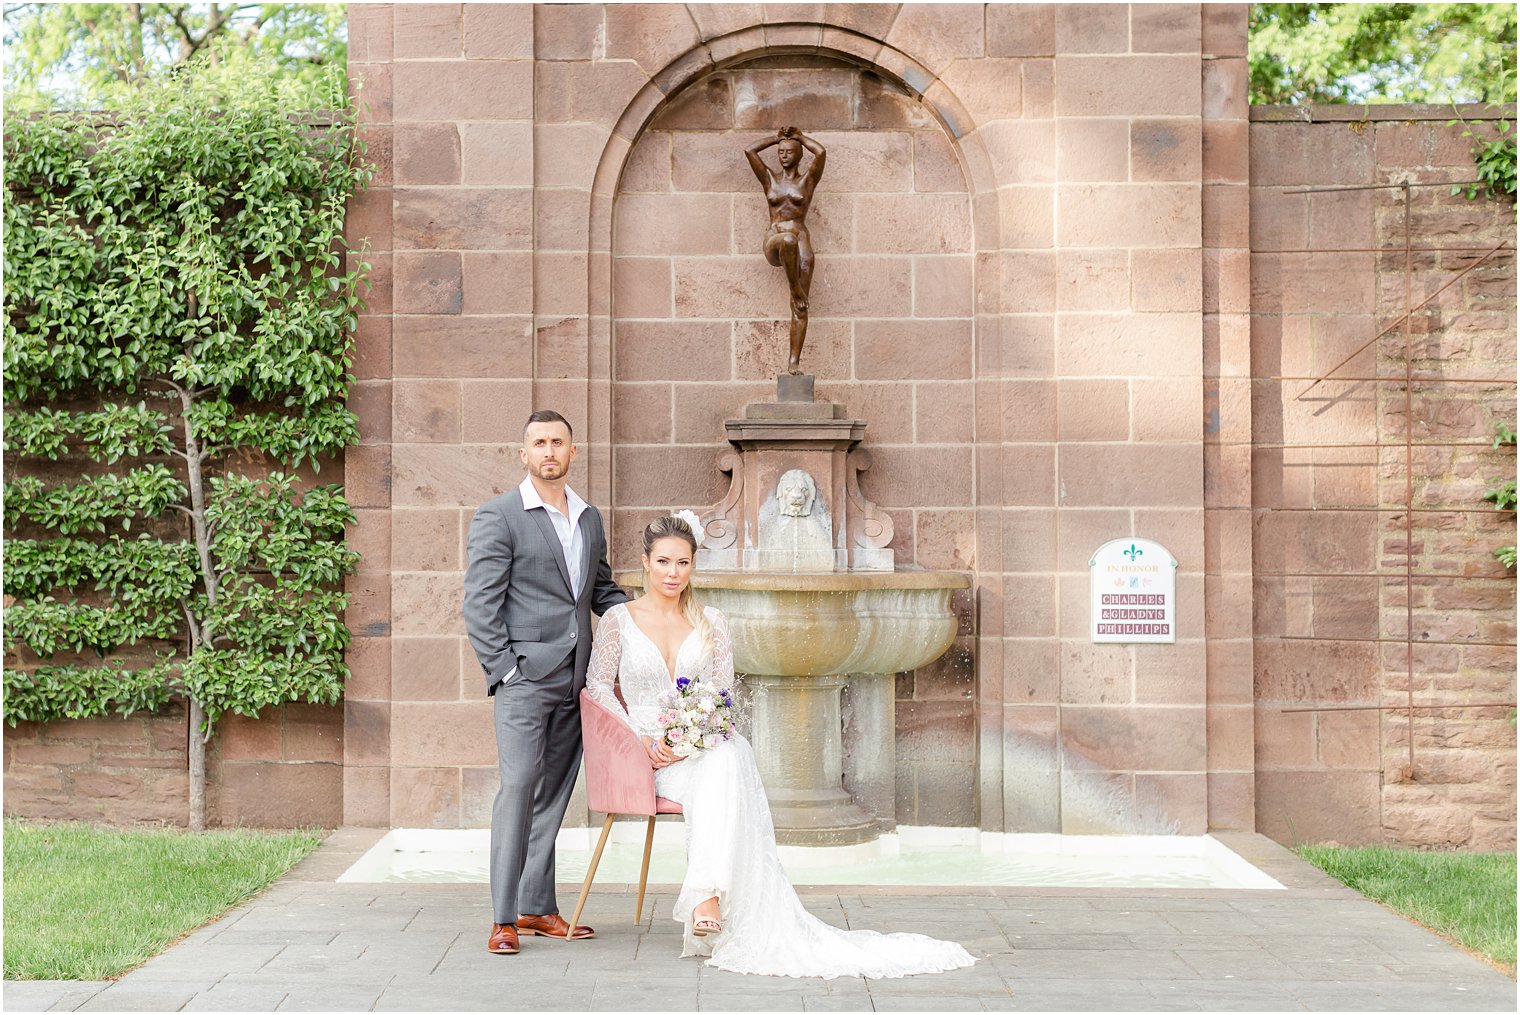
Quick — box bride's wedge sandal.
[691,899,722,937]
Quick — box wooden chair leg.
[634,814,657,924]
[568,814,615,937]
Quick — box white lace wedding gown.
[586,602,976,979]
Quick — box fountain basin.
[616,568,970,845]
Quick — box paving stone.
[181,985,289,1011]
[1,982,108,1013]
[77,987,197,1012]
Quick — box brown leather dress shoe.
[487,923,520,954]
[518,912,595,940]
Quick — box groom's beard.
[529,459,568,482]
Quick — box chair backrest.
[579,688,656,816]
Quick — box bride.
[585,513,976,979]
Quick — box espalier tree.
[3,62,372,829]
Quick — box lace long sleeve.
[586,606,641,736]
[709,608,736,693]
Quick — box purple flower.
[675,677,691,690]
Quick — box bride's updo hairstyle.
[643,514,711,657]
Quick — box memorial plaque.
[1089,538,1178,643]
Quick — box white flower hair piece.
[674,509,704,543]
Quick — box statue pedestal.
[696,376,893,572]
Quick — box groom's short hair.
[523,409,573,443]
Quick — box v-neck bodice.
[585,602,735,739]
[622,611,696,682]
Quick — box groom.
[463,409,629,955]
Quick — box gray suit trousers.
[490,654,581,922]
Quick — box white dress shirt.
[499,477,589,687]
[519,475,588,599]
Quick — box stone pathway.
[5,831,1515,1011]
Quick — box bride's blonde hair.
[642,514,711,658]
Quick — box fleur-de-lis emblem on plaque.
[1124,543,1143,561]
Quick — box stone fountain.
[621,374,968,846]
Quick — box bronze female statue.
[745,127,826,375]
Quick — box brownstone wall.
[1249,106,1517,850]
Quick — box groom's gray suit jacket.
[463,487,627,694]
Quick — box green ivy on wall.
[2,60,372,828]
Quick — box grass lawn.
[3,819,323,980]
[1296,843,1517,973]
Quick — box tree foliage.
[1250,3,1518,104]
[2,2,346,110]
[2,57,371,827]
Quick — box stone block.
[896,699,976,763]
[390,766,461,827]
[812,381,913,443]
[1202,57,1248,120]
[460,765,498,827]
[391,702,494,767]
[1054,379,1128,442]
[914,380,977,443]
[978,119,1056,184]
[390,508,462,573]
[345,186,393,253]
[855,193,972,254]
[393,252,463,316]
[394,5,461,59]
[533,3,604,60]
[731,69,853,132]
[1131,118,1202,182]
[391,572,466,638]
[1135,772,1208,834]
[1062,704,1207,772]
[912,255,975,318]
[458,252,531,316]
[1056,249,1128,311]
[458,379,535,443]
[1059,444,1202,508]
[998,378,1057,441]
[1253,638,1378,704]
[1055,4,1128,54]
[1253,704,1316,767]
[1202,4,1248,58]
[1254,769,1381,845]
[621,132,671,195]
[349,62,394,124]
[343,765,390,826]
[612,256,672,319]
[1206,704,1254,770]
[348,4,393,62]
[533,187,591,252]
[1132,376,1202,442]
[1131,247,1203,313]
[987,4,1053,57]
[351,316,392,382]
[997,185,1055,249]
[393,315,532,379]
[1316,708,1380,769]
[1202,120,1248,185]
[855,318,973,380]
[1058,183,1200,248]
[457,122,533,186]
[348,382,391,447]
[1055,55,1202,117]
[1059,640,1133,704]
[614,319,729,381]
[650,77,732,131]
[1133,5,1201,53]
[939,59,1023,126]
[612,444,730,508]
[615,193,732,255]
[463,4,533,59]
[612,382,672,444]
[735,318,850,381]
[884,3,984,70]
[392,444,522,507]
[854,72,936,130]
[393,60,532,121]
[392,637,465,702]
[283,705,343,764]
[394,187,532,251]
[1248,122,1372,188]
[1056,118,1129,184]
[912,130,965,194]
[217,761,342,827]
[672,256,784,318]
[1056,311,1202,377]
[604,3,702,76]
[344,636,392,702]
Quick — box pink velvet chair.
[567,687,683,935]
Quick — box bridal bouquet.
[655,677,734,758]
